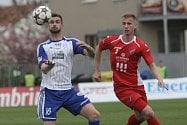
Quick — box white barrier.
[78,77,187,103]
[78,82,119,103]
[0,77,186,107]
[0,86,40,107]
[144,77,187,100]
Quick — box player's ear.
[61,23,64,28]
[134,20,138,30]
[134,20,138,29]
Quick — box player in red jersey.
[93,14,166,125]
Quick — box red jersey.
[99,35,153,88]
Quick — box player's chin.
[124,30,130,33]
[49,29,61,34]
[125,32,132,36]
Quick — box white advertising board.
[78,77,187,103]
[78,82,119,103]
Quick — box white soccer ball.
[32,6,52,25]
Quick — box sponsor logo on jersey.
[114,47,122,54]
[52,51,64,59]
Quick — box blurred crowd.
[0,3,49,87]
[0,2,48,63]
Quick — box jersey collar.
[49,37,66,42]
[120,35,136,44]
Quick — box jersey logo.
[55,43,61,47]
[121,53,125,57]
[77,92,84,96]
[129,49,135,55]
[114,47,121,54]
[52,51,64,59]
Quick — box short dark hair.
[51,13,63,23]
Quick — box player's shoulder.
[102,35,120,43]
[37,39,51,48]
[64,37,79,43]
[135,37,149,46]
[105,35,119,40]
[136,37,145,43]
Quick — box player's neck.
[122,34,134,43]
[50,33,64,41]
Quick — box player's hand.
[92,71,101,82]
[44,60,55,66]
[41,60,55,74]
[158,79,168,90]
[77,41,95,57]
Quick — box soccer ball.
[32,6,52,25]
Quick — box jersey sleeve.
[99,36,112,50]
[71,39,84,55]
[141,43,154,65]
[37,44,48,68]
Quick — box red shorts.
[114,84,147,112]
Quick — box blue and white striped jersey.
[37,37,84,90]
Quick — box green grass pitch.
[0,99,186,125]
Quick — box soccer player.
[93,14,166,125]
[37,13,100,125]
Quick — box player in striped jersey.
[93,14,166,125]
[37,13,100,125]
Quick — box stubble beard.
[49,28,61,34]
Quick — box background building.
[0,0,187,87]
[47,0,187,78]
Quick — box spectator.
[92,71,112,82]
[158,60,167,78]
[101,71,113,82]
[24,71,35,87]
[139,68,153,80]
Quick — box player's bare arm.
[41,60,55,74]
[92,45,102,82]
[76,41,95,57]
[148,62,166,88]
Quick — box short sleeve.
[71,39,84,54]
[99,36,112,50]
[37,44,48,68]
[141,43,154,65]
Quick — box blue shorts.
[37,87,91,121]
